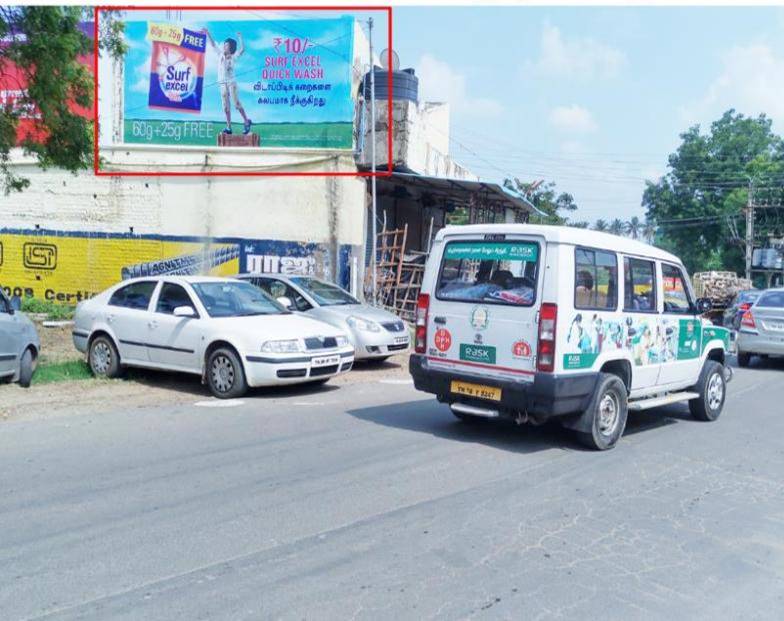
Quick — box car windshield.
[738,290,760,304]
[756,291,784,308]
[289,277,359,306]
[191,281,288,317]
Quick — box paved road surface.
[2,359,783,620]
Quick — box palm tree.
[642,220,656,243]
[626,216,642,239]
[609,218,625,236]
[593,219,608,232]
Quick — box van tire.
[576,373,628,451]
[689,360,725,422]
[736,351,751,367]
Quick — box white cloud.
[130,62,149,94]
[523,24,626,80]
[548,104,598,134]
[680,43,784,129]
[416,54,504,120]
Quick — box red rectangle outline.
[93,5,393,177]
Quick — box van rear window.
[436,241,539,306]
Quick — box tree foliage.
[643,110,784,274]
[504,177,583,226]
[0,7,125,194]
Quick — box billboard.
[122,16,355,149]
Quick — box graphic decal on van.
[702,326,730,352]
[469,306,489,331]
[512,339,532,359]
[563,313,694,369]
[434,328,452,352]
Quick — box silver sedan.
[239,274,410,361]
[736,288,784,367]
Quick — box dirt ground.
[1,319,411,423]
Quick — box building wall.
[0,152,366,302]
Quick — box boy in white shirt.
[203,28,252,135]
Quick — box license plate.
[312,355,340,367]
[766,322,784,331]
[394,336,409,345]
[450,380,502,402]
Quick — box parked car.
[736,288,784,367]
[410,224,732,450]
[722,289,761,330]
[72,276,354,398]
[238,274,410,361]
[0,288,39,387]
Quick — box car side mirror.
[277,296,294,310]
[695,297,712,313]
[173,305,196,318]
[10,296,22,313]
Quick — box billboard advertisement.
[122,16,355,149]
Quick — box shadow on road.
[348,399,588,454]
[122,367,341,400]
[349,398,695,453]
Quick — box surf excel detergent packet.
[147,23,206,113]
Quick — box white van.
[409,224,732,450]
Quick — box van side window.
[661,264,693,314]
[574,248,617,310]
[623,258,656,312]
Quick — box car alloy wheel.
[211,354,235,393]
[707,371,724,411]
[91,341,112,375]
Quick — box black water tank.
[362,67,418,103]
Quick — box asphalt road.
[2,358,784,620]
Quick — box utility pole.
[745,178,754,281]
[368,17,378,305]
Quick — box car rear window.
[436,241,539,306]
[757,291,784,308]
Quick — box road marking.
[292,402,325,406]
[193,400,246,408]
[379,379,413,385]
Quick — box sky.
[393,5,784,223]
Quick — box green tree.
[503,178,580,225]
[626,216,642,239]
[593,218,609,232]
[609,218,625,236]
[642,220,656,243]
[643,110,784,273]
[0,7,125,193]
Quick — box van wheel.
[576,373,628,451]
[689,360,725,422]
[736,351,751,367]
[18,348,35,388]
[207,347,247,399]
[89,335,122,378]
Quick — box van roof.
[436,223,682,264]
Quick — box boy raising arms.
[203,28,252,135]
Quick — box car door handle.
[148,320,158,329]
[434,316,447,324]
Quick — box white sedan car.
[72,276,354,398]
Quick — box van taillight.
[739,302,752,312]
[537,303,558,372]
[415,293,430,354]
[741,310,756,329]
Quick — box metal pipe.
[369,17,378,305]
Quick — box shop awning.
[373,171,545,218]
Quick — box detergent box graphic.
[147,23,206,113]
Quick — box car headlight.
[335,335,349,347]
[347,316,381,332]
[260,339,301,353]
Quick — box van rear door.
[426,234,544,384]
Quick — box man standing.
[203,28,252,135]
